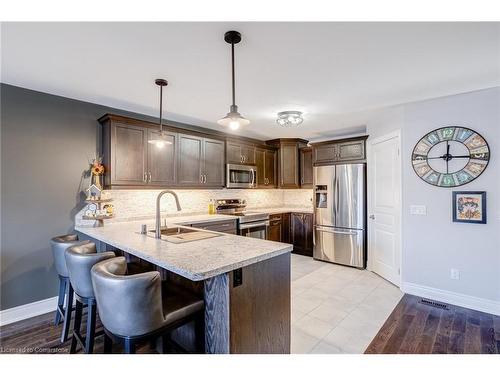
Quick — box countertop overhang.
[76,214,293,282]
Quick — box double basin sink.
[146,226,223,244]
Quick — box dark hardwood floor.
[365,294,500,354]
[0,310,156,354]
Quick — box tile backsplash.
[76,188,313,224]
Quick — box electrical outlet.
[410,205,427,215]
[450,268,460,280]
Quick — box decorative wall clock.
[412,126,490,187]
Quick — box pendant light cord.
[159,84,163,133]
[231,42,235,107]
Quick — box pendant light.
[217,30,250,130]
[148,78,173,148]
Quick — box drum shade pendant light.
[217,31,250,130]
[148,79,173,148]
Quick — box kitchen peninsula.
[76,214,292,354]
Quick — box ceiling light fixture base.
[276,110,304,127]
[224,31,241,44]
[155,78,168,87]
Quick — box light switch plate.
[410,205,427,215]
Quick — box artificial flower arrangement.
[91,156,105,177]
[89,155,105,189]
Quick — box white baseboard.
[0,296,58,327]
[401,282,500,316]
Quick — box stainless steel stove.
[215,199,270,239]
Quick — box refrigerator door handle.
[335,173,340,222]
[314,226,359,236]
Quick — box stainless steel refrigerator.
[313,164,366,268]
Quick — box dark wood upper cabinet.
[255,147,277,188]
[107,122,148,186]
[264,150,277,187]
[255,148,265,185]
[177,134,203,186]
[203,138,225,187]
[147,130,177,185]
[312,136,368,165]
[178,135,225,187]
[337,139,366,161]
[300,148,313,188]
[226,141,255,165]
[290,212,313,257]
[101,114,226,189]
[266,139,308,189]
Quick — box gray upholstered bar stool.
[65,242,115,354]
[91,257,205,354]
[50,234,91,342]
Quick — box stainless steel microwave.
[226,164,257,188]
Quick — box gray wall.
[366,87,500,303]
[1,84,102,309]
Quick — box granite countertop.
[76,217,292,282]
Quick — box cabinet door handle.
[204,174,207,184]
[143,172,147,183]
[200,174,203,183]
[148,172,152,182]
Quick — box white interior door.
[367,131,402,286]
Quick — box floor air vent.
[419,298,449,310]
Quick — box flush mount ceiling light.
[148,78,173,148]
[276,111,304,127]
[217,30,250,131]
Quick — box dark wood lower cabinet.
[268,214,282,242]
[270,212,313,257]
[282,213,291,244]
[290,213,314,257]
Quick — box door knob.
[369,214,375,220]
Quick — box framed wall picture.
[452,191,487,224]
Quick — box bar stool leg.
[103,334,113,354]
[54,276,66,325]
[124,339,135,354]
[85,301,97,354]
[70,300,83,354]
[61,280,74,342]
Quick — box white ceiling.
[1,22,499,140]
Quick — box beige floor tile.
[308,301,350,326]
[293,314,336,340]
[291,327,320,354]
[309,340,345,354]
[292,293,326,314]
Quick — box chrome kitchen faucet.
[155,190,181,239]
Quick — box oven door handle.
[239,220,270,230]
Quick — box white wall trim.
[0,296,57,327]
[402,282,500,316]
